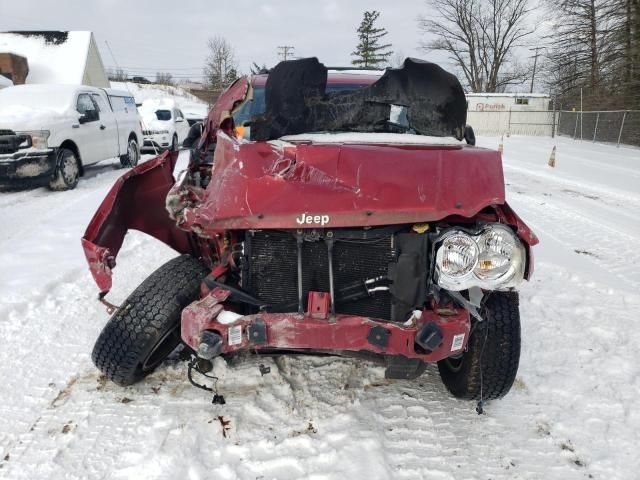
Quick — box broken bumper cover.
[81,151,195,294]
[0,149,55,187]
[182,289,471,362]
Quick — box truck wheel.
[91,254,209,386]
[49,148,80,191]
[437,292,521,400]
[120,137,139,168]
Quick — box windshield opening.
[233,83,371,127]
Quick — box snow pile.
[0,137,639,478]
[111,81,208,123]
[111,81,205,107]
[0,75,13,89]
[0,32,92,85]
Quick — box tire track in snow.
[509,193,640,290]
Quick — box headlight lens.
[17,130,50,149]
[434,224,525,291]
[436,233,478,277]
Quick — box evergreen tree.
[351,11,393,67]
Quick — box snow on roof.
[140,98,177,111]
[0,31,92,85]
[279,132,463,146]
[465,92,550,98]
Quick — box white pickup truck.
[0,84,143,190]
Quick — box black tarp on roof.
[251,57,467,141]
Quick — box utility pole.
[529,46,543,93]
[277,46,295,61]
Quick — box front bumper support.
[182,288,471,362]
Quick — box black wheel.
[91,254,209,386]
[437,292,521,400]
[49,148,80,191]
[120,137,139,167]
[170,134,178,152]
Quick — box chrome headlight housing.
[434,224,526,291]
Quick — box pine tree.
[351,11,393,68]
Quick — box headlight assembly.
[17,130,50,150]
[434,224,525,291]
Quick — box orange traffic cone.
[498,135,504,153]
[548,146,556,168]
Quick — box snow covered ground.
[0,136,639,479]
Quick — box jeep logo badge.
[296,213,330,226]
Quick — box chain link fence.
[557,110,640,147]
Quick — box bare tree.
[204,36,239,93]
[155,72,174,86]
[418,0,535,92]
[543,0,640,109]
[250,62,269,74]
[107,68,128,82]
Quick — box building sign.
[475,102,506,112]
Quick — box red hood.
[188,135,505,232]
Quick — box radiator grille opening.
[245,230,394,320]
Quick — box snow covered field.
[0,136,639,479]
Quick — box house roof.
[0,31,94,85]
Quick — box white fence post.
[593,112,599,142]
[617,111,627,147]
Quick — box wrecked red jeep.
[83,58,537,404]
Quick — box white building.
[466,93,553,136]
[0,31,109,87]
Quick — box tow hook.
[197,331,224,360]
[98,292,119,314]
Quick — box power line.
[106,65,205,72]
[277,46,295,61]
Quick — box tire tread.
[91,254,208,386]
[438,292,521,400]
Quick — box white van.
[0,84,143,190]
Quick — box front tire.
[170,134,178,152]
[91,255,208,386]
[49,148,79,191]
[120,137,139,168]
[437,292,521,400]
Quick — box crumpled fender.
[81,151,195,294]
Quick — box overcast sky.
[1,0,453,82]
